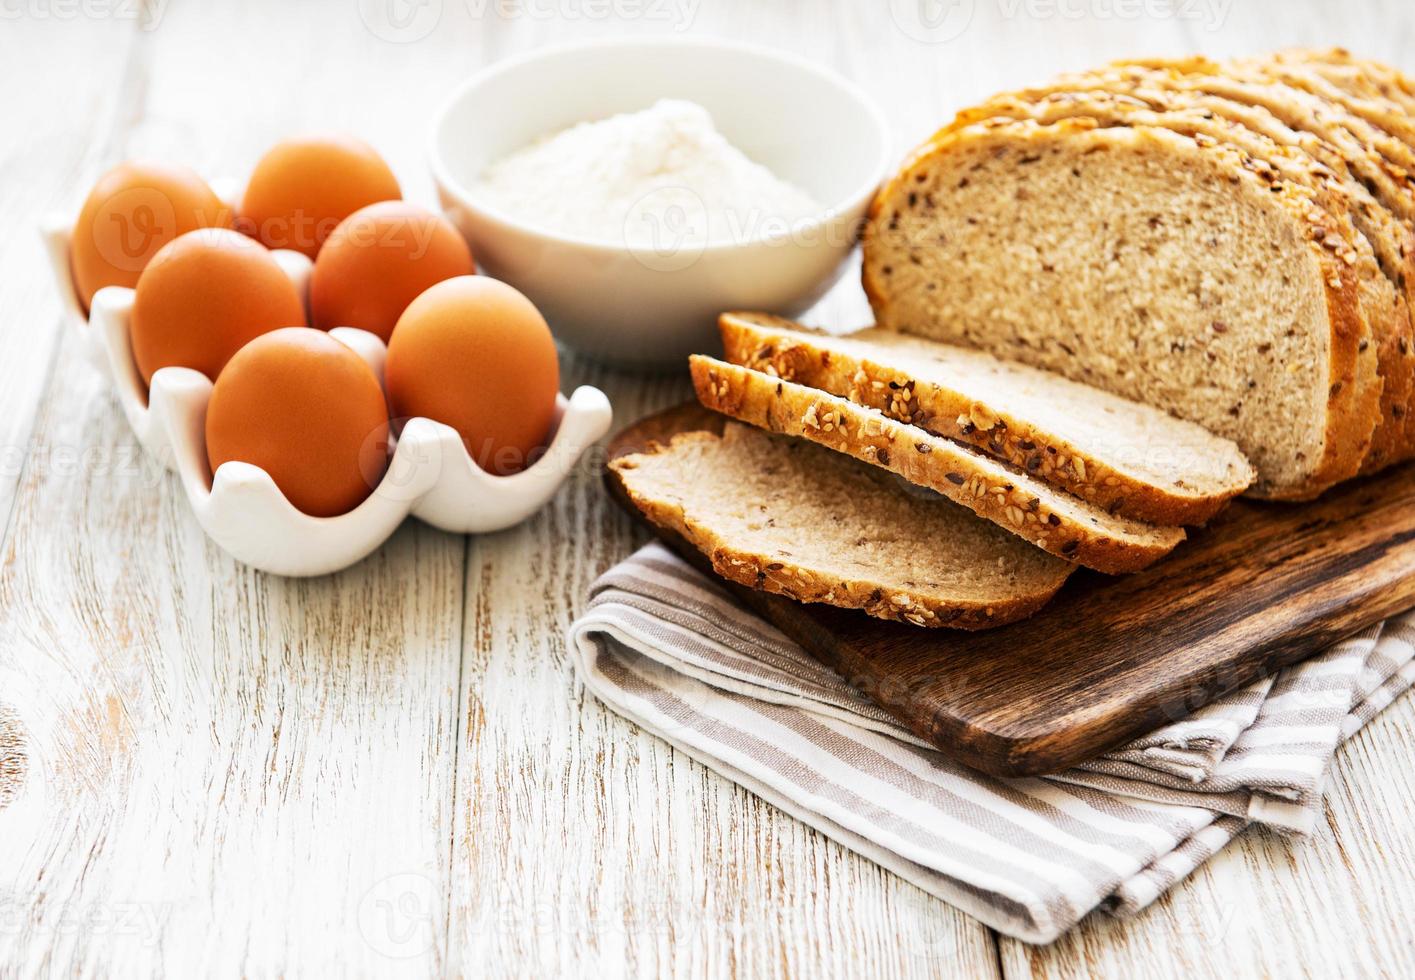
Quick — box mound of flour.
[476,99,821,247]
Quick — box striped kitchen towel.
[565,542,1415,944]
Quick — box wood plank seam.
[442,532,473,970]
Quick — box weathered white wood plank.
[0,1,471,975]
[0,4,144,836]
[0,16,138,553]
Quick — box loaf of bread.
[608,423,1075,629]
[925,84,1415,476]
[718,311,1253,525]
[861,49,1415,500]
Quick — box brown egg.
[206,328,390,518]
[310,202,475,341]
[131,228,307,384]
[386,277,559,475]
[70,160,231,311]
[239,135,401,258]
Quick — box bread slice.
[863,117,1380,500]
[927,64,1409,474]
[608,423,1075,629]
[718,312,1252,525]
[930,86,1415,475]
[691,355,1185,573]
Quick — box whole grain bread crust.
[718,311,1253,525]
[608,430,1073,630]
[863,117,1379,500]
[1264,49,1415,109]
[1229,58,1415,177]
[1275,48,1415,117]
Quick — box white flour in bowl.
[475,99,822,247]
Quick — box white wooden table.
[2,1,1413,976]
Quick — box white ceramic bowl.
[429,37,892,368]
[40,210,613,577]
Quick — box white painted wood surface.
[1,1,1412,976]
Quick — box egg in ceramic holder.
[39,188,612,578]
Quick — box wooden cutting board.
[606,403,1415,778]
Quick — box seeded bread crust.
[691,355,1185,572]
[1105,61,1415,225]
[1275,48,1415,117]
[944,71,1415,304]
[934,87,1413,474]
[863,118,1378,501]
[946,59,1415,228]
[609,425,1075,629]
[718,311,1253,525]
[1233,58,1415,174]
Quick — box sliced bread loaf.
[718,311,1253,525]
[929,86,1415,474]
[690,355,1186,572]
[1077,60,1415,468]
[863,117,1380,500]
[608,422,1076,629]
[1044,68,1415,469]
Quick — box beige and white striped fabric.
[565,543,1415,943]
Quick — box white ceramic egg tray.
[39,208,613,577]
